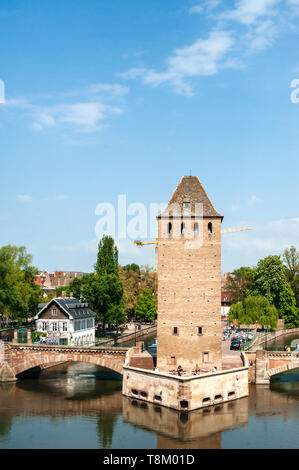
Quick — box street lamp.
[114,327,118,347]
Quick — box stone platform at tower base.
[122,364,249,411]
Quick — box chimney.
[62,291,66,299]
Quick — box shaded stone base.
[123,365,249,411]
[0,363,17,382]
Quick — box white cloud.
[223,217,299,256]
[32,102,123,133]
[189,4,204,14]
[189,0,221,14]
[247,195,263,205]
[244,19,277,52]
[16,194,32,202]
[221,0,280,25]
[121,30,236,96]
[120,0,297,95]
[88,83,129,97]
[3,83,127,134]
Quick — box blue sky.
[0,0,299,273]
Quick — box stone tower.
[156,176,223,372]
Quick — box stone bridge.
[254,349,299,384]
[0,341,133,382]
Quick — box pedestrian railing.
[240,334,259,351]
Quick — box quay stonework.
[122,176,249,411]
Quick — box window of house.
[194,222,199,236]
[208,222,213,234]
[63,323,67,332]
[42,322,47,331]
[52,308,57,316]
[167,222,172,235]
[52,323,58,331]
[173,327,178,335]
[181,222,185,235]
[198,327,203,335]
[183,202,190,209]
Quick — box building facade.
[156,176,223,372]
[35,271,85,289]
[34,297,96,346]
[221,274,232,319]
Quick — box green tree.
[135,289,157,322]
[225,267,255,304]
[68,277,83,299]
[283,246,299,308]
[278,283,298,328]
[119,264,155,318]
[96,235,119,276]
[55,286,69,297]
[252,255,286,305]
[119,266,140,318]
[251,255,297,326]
[229,296,278,330]
[123,263,140,273]
[82,236,125,332]
[283,246,299,280]
[228,301,244,324]
[0,245,43,322]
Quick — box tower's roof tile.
[158,175,223,219]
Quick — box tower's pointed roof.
[158,175,223,219]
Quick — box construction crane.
[221,226,252,235]
[134,240,158,272]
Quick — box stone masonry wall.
[1,343,128,380]
[122,365,248,411]
[157,217,222,372]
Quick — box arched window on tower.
[167,222,172,235]
[181,222,185,235]
[208,222,213,235]
[194,222,199,237]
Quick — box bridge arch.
[268,363,299,378]
[4,344,129,379]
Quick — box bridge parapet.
[1,342,131,381]
[8,342,129,352]
[255,349,299,384]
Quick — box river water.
[1,334,299,449]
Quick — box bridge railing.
[240,333,261,351]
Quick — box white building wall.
[36,318,95,346]
[221,306,231,317]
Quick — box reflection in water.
[271,369,299,397]
[0,362,299,448]
[123,396,248,449]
